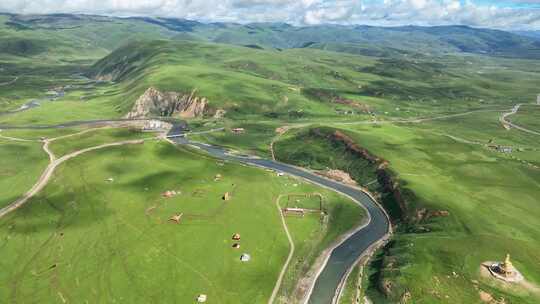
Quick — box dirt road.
[500,104,540,136]
[0,76,19,86]
[268,194,295,304]
[0,138,144,219]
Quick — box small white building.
[142,120,163,131]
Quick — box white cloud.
[0,0,539,30]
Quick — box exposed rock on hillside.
[316,169,357,186]
[125,87,208,119]
[213,109,227,119]
[309,128,411,222]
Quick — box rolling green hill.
[2,11,540,304]
[83,39,540,122]
[2,13,540,61]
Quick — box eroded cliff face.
[310,128,410,222]
[125,87,208,119]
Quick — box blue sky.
[1,0,540,30]
[477,0,540,8]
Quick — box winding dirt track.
[0,134,38,142]
[0,76,19,86]
[0,137,144,219]
[268,108,509,161]
[268,194,295,304]
[500,104,540,136]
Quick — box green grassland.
[4,13,540,61]
[2,13,540,304]
[0,126,155,210]
[3,36,540,127]
[338,263,362,304]
[510,105,540,133]
[0,14,176,62]
[49,127,153,157]
[190,122,281,158]
[274,127,379,188]
[87,40,540,124]
[0,127,84,141]
[0,140,364,303]
[275,191,366,302]
[87,40,379,121]
[273,121,540,303]
[0,138,48,208]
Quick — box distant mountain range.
[2,13,540,60]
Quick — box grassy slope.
[2,16,540,304]
[0,140,363,303]
[274,127,379,189]
[338,263,361,304]
[332,123,540,303]
[49,127,152,157]
[274,122,540,303]
[0,138,48,208]
[0,14,174,113]
[81,40,539,132]
[189,121,282,158]
[510,104,540,133]
[88,40,379,120]
[3,38,540,127]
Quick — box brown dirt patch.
[316,169,357,186]
[479,290,493,303]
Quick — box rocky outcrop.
[316,169,357,186]
[125,87,208,119]
[309,128,410,222]
[376,168,409,221]
[213,109,227,119]
[415,208,450,223]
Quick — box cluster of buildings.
[490,145,513,154]
[142,120,166,131]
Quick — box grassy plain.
[510,104,540,133]
[0,138,48,208]
[49,127,153,156]
[0,140,364,303]
[341,124,540,303]
[2,17,540,303]
[273,120,540,303]
[275,193,366,302]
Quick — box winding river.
[166,129,391,304]
[0,119,390,304]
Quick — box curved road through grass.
[1,118,392,304]
[167,131,391,304]
[501,104,540,136]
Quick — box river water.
[168,134,390,304]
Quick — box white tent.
[240,254,251,262]
[197,294,207,303]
